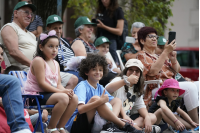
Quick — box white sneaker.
[143,125,161,133]
[13,129,32,133]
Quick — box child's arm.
[158,100,185,130]
[177,107,199,128]
[138,108,152,133]
[32,58,64,93]
[78,89,109,114]
[106,78,126,94]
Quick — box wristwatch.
[123,75,130,87]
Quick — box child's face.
[39,38,59,60]
[86,64,103,83]
[0,47,4,64]
[126,66,141,78]
[164,88,179,100]
[96,43,109,55]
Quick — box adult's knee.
[69,75,78,85]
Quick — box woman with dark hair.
[106,59,161,133]
[96,0,124,66]
[136,27,199,123]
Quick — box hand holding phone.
[168,31,176,44]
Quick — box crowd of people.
[0,0,199,133]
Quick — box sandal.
[58,128,65,133]
[47,128,58,133]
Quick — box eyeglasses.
[18,10,34,18]
[147,34,159,40]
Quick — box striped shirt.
[11,14,43,32]
[56,38,75,71]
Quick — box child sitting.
[23,30,78,133]
[95,36,121,87]
[106,59,161,133]
[148,79,199,132]
[66,53,143,133]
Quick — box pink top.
[23,57,59,94]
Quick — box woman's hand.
[164,40,176,54]
[144,117,152,133]
[175,120,185,131]
[127,75,139,85]
[97,19,105,29]
[61,89,74,99]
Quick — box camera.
[92,13,104,24]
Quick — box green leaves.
[66,0,174,36]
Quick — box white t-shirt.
[0,22,37,71]
[106,77,146,115]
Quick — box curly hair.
[97,0,119,18]
[78,53,108,80]
[120,67,145,97]
[137,27,157,50]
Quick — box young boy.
[95,36,121,74]
[66,54,143,133]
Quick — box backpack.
[117,18,128,50]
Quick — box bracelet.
[123,75,130,87]
[174,119,178,124]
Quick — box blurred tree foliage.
[31,0,69,29]
[67,0,174,36]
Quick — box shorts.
[71,113,94,133]
[130,113,140,120]
[29,92,54,106]
[60,71,73,87]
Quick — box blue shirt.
[65,80,114,131]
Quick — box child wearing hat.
[95,36,121,74]
[155,36,166,55]
[106,59,161,133]
[148,79,198,132]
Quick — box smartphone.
[125,36,135,43]
[168,31,176,44]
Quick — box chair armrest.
[144,80,162,85]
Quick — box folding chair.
[9,71,54,133]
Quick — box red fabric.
[0,105,11,133]
[24,109,34,132]
[0,106,34,133]
[1,61,6,69]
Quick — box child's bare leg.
[109,98,122,116]
[46,93,69,132]
[175,115,194,130]
[154,108,177,130]
[97,102,126,128]
[57,94,78,132]
[134,113,157,128]
[86,96,101,123]
[188,107,199,124]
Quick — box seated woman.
[71,16,98,56]
[121,22,145,64]
[106,59,161,133]
[136,27,199,123]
